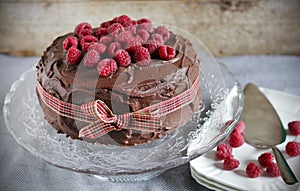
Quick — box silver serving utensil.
[241,83,298,185]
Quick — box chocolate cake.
[36,15,201,146]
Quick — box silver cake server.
[241,83,298,185]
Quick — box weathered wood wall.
[0,0,300,57]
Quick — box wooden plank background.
[0,0,299,57]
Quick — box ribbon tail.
[79,120,117,139]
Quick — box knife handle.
[272,146,298,185]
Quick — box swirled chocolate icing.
[36,29,201,146]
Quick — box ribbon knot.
[78,99,162,139]
[80,100,116,123]
[79,100,131,138]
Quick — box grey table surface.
[0,54,299,191]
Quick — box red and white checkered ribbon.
[37,77,199,139]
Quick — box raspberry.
[233,121,246,134]
[215,143,232,160]
[114,49,131,67]
[99,36,114,46]
[288,121,300,136]
[97,58,118,77]
[150,33,164,45]
[123,20,137,34]
[107,23,124,37]
[223,156,240,170]
[111,16,119,23]
[132,47,151,66]
[246,162,263,178]
[228,121,245,148]
[123,19,137,27]
[83,50,100,68]
[87,43,107,55]
[137,29,149,43]
[111,16,121,24]
[80,35,98,51]
[125,36,143,54]
[63,36,78,50]
[285,141,300,157]
[144,40,160,57]
[75,22,92,34]
[137,18,151,24]
[74,22,92,39]
[228,130,245,147]
[114,15,131,26]
[116,30,133,44]
[158,45,176,60]
[100,20,113,28]
[266,163,280,177]
[108,42,121,57]
[155,26,170,41]
[95,27,108,39]
[137,18,153,32]
[119,15,131,23]
[78,29,93,39]
[66,46,82,65]
[258,152,274,167]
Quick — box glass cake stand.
[3,26,244,182]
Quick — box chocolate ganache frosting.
[36,16,201,146]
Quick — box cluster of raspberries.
[215,121,245,170]
[286,121,300,157]
[62,15,176,77]
[246,152,280,178]
[214,120,300,178]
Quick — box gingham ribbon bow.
[37,76,199,139]
[79,100,162,138]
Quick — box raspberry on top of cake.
[36,15,201,146]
